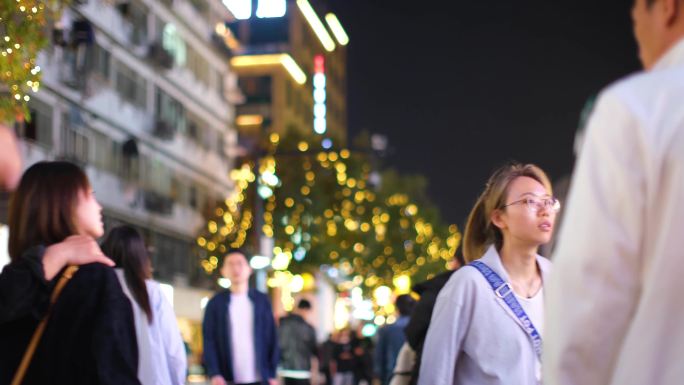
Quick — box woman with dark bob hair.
[0,161,140,384]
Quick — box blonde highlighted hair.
[462,162,552,262]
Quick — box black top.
[404,269,456,385]
[278,313,317,372]
[333,341,355,373]
[0,246,140,385]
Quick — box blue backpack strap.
[468,260,543,360]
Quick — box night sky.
[330,0,641,228]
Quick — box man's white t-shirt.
[229,292,261,384]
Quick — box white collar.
[652,37,684,71]
[478,244,552,284]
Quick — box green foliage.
[0,0,67,122]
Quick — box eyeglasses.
[501,196,561,213]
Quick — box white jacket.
[115,269,187,385]
[418,246,552,385]
[544,38,684,385]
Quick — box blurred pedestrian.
[418,163,559,385]
[403,268,457,385]
[331,328,355,385]
[202,249,279,385]
[319,333,337,385]
[278,298,318,385]
[101,225,187,385]
[545,1,684,384]
[0,161,139,384]
[352,324,373,385]
[374,295,415,385]
[0,123,21,191]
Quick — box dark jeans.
[284,379,311,385]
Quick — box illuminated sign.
[223,0,286,20]
[325,13,349,46]
[313,55,326,134]
[297,0,335,52]
[230,53,307,85]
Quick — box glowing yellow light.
[197,237,207,247]
[272,252,291,270]
[285,225,295,235]
[353,243,364,253]
[298,141,309,151]
[305,171,315,182]
[290,274,305,293]
[231,54,307,85]
[325,13,349,45]
[374,315,386,326]
[296,0,336,52]
[328,152,339,161]
[208,221,218,233]
[393,275,411,294]
[270,133,280,143]
[344,219,358,231]
[301,186,310,195]
[215,23,226,35]
[360,223,371,232]
[302,272,315,291]
[334,297,350,330]
[285,198,295,207]
[324,209,334,218]
[406,204,418,216]
[207,242,216,251]
[374,286,392,307]
[340,149,350,159]
[236,114,264,126]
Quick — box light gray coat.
[418,245,551,385]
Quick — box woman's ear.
[491,208,507,230]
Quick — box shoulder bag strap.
[11,265,79,385]
[468,261,543,360]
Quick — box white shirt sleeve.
[544,89,646,385]
[417,272,474,385]
[157,289,188,385]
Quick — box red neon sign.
[314,54,325,74]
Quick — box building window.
[116,61,147,108]
[155,87,186,136]
[15,98,53,148]
[162,23,186,67]
[88,43,111,81]
[61,116,90,164]
[117,0,148,46]
[186,45,209,86]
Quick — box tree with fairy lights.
[196,128,461,293]
[0,0,56,122]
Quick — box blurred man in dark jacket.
[404,257,460,385]
[278,299,318,385]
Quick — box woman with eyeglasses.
[417,162,559,385]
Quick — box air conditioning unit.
[143,190,173,215]
[153,119,175,140]
[147,42,174,69]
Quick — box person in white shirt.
[544,1,684,384]
[101,225,187,385]
[418,163,559,385]
[203,249,279,385]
